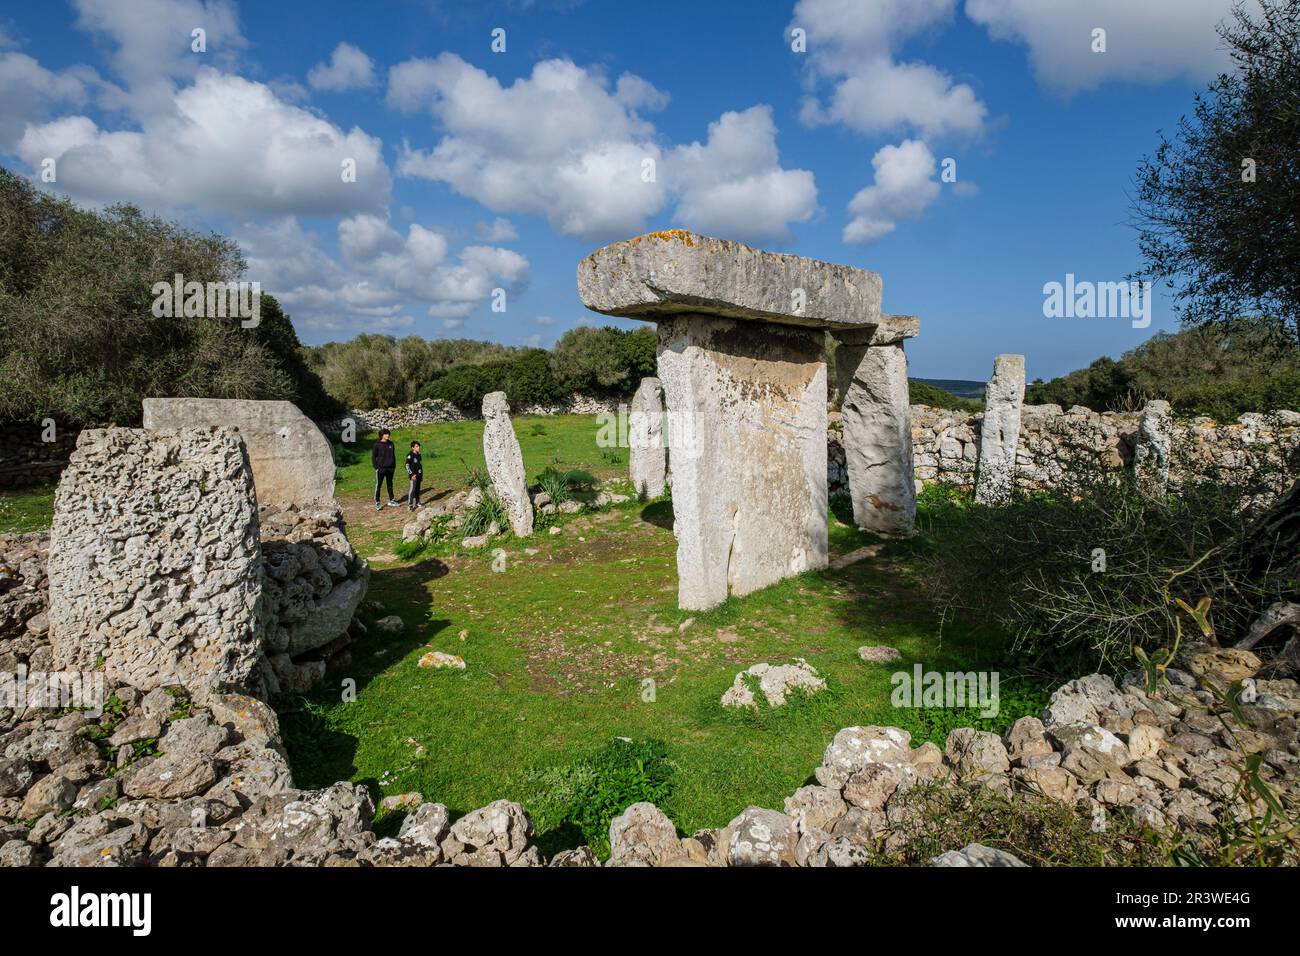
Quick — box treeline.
[304,325,657,411]
[1026,317,1300,419]
[0,167,339,425]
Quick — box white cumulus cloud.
[391,54,815,243]
[307,42,377,92]
[669,106,817,243]
[965,0,1242,94]
[240,214,529,335]
[17,69,390,218]
[843,139,941,244]
[793,0,987,139]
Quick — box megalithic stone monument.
[628,376,667,500]
[578,229,888,611]
[974,354,1026,505]
[832,315,919,536]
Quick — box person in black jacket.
[404,441,423,512]
[371,429,400,510]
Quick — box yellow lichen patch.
[627,228,696,247]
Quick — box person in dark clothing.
[405,441,423,512]
[371,429,400,509]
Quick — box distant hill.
[912,378,985,400]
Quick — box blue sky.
[0,0,1248,379]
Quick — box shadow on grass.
[278,556,450,791]
[640,499,673,530]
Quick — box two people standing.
[371,429,423,512]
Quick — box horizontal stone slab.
[577,229,882,330]
[831,314,920,346]
[143,398,335,505]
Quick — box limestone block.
[1134,399,1172,496]
[974,354,1026,505]
[628,377,667,499]
[578,230,882,331]
[481,392,533,537]
[47,427,263,702]
[142,398,335,505]
[656,315,827,610]
[834,337,915,535]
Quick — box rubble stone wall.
[831,405,1300,496]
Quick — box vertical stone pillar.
[1133,399,1173,496]
[481,391,533,536]
[657,316,828,610]
[974,354,1026,505]
[628,376,667,499]
[833,315,919,536]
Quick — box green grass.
[0,482,55,534]
[0,414,1044,852]
[286,415,1044,848]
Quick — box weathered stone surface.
[259,504,368,657]
[816,725,912,790]
[720,659,825,709]
[397,802,449,849]
[1006,716,1055,764]
[628,377,667,499]
[443,799,532,867]
[832,314,920,346]
[945,728,1011,778]
[1186,647,1261,685]
[931,842,1028,867]
[481,392,533,537]
[143,398,335,505]
[656,315,827,610]
[725,807,798,866]
[858,645,903,664]
[843,763,902,811]
[578,230,882,331]
[783,785,848,833]
[47,427,263,702]
[834,334,916,535]
[1133,399,1173,496]
[607,802,683,866]
[974,354,1026,505]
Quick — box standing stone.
[47,427,263,702]
[481,392,533,537]
[579,230,885,611]
[628,377,667,500]
[142,398,335,505]
[657,316,828,610]
[833,316,918,536]
[974,354,1026,505]
[1133,399,1172,496]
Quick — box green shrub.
[918,464,1294,677]
[393,537,428,560]
[515,738,674,859]
[461,492,508,538]
[909,380,982,412]
[535,466,572,505]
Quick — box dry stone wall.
[319,394,623,436]
[832,404,1300,497]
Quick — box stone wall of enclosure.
[830,405,1300,497]
[318,393,623,436]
